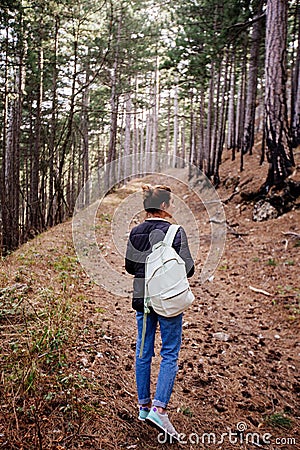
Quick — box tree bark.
[235,48,247,153]
[139,108,145,175]
[263,0,294,191]
[210,63,221,177]
[165,91,171,159]
[173,81,179,167]
[206,63,215,177]
[227,51,236,160]
[107,11,122,188]
[55,23,78,222]
[1,18,9,254]
[1,9,25,253]
[181,98,186,166]
[189,92,196,172]
[151,56,159,172]
[214,54,229,186]
[145,112,152,171]
[241,1,264,156]
[198,88,205,172]
[291,0,300,147]
[47,16,59,227]
[132,75,138,176]
[30,41,43,232]
[81,52,90,206]
[124,86,132,180]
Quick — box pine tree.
[262,0,294,191]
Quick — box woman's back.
[125,218,194,311]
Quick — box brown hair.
[142,184,172,214]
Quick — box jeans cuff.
[138,397,151,405]
[153,399,167,408]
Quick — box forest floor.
[0,147,300,450]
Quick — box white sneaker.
[145,407,179,442]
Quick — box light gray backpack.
[139,225,194,357]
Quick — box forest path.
[0,157,299,449]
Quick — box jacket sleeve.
[173,227,195,278]
[125,231,136,275]
[125,230,147,275]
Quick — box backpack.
[139,224,194,358]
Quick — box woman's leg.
[135,311,158,405]
[153,313,183,409]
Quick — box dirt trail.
[0,150,299,449]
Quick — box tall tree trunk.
[132,75,138,176]
[241,1,264,156]
[173,81,179,167]
[291,0,300,147]
[140,109,145,175]
[198,88,205,172]
[236,46,247,171]
[118,108,124,184]
[227,51,236,160]
[263,0,294,191]
[70,138,77,212]
[30,41,43,232]
[206,63,215,177]
[124,86,132,180]
[1,9,24,253]
[55,29,78,222]
[107,12,122,187]
[214,54,229,186]
[181,98,186,167]
[151,56,159,171]
[47,16,59,227]
[210,63,221,177]
[165,91,171,158]
[235,49,247,153]
[145,112,152,171]
[1,19,9,255]
[81,53,90,206]
[189,92,196,172]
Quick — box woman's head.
[142,184,172,216]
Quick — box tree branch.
[227,12,266,31]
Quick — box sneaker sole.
[145,416,179,443]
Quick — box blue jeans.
[135,311,183,409]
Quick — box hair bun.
[142,184,153,199]
[155,184,171,192]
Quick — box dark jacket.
[125,218,195,312]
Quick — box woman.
[125,184,194,440]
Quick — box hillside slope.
[0,149,299,450]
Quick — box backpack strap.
[139,287,151,358]
[163,224,180,247]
